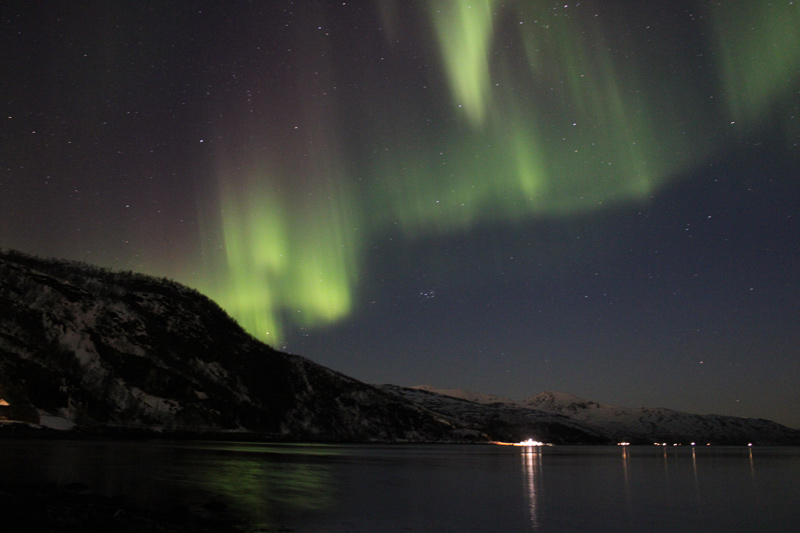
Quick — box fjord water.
[1,441,798,532]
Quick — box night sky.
[2,1,799,427]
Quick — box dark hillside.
[0,249,454,441]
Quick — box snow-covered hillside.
[382,385,605,444]
[3,250,797,445]
[0,250,454,441]
[410,387,800,445]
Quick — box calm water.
[1,440,798,532]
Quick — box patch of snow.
[57,327,100,367]
[193,359,230,382]
[128,386,180,415]
[39,412,76,430]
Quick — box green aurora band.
[712,2,800,138]
[196,1,800,342]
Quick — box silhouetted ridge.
[2,250,798,444]
[0,250,455,441]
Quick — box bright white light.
[514,439,545,447]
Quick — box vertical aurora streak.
[428,0,496,127]
[209,156,361,341]
[2,0,799,429]
[190,1,800,344]
[712,2,800,139]
[371,0,699,239]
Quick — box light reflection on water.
[162,443,342,529]
[183,454,335,518]
[621,445,632,521]
[691,446,698,504]
[0,441,799,532]
[521,446,542,530]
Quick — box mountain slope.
[3,250,797,445]
[0,250,454,441]
[523,391,800,445]
[412,386,800,445]
[382,385,605,444]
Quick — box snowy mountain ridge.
[0,249,455,441]
[1,249,798,445]
[383,384,606,444]
[408,386,800,445]
[522,390,602,412]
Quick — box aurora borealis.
[2,1,799,427]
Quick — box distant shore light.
[514,439,545,447]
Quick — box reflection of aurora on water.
[174,444,340,529]
[521,446,543,530]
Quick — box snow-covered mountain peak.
[398,385,800,445]
[521,391,606,413]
